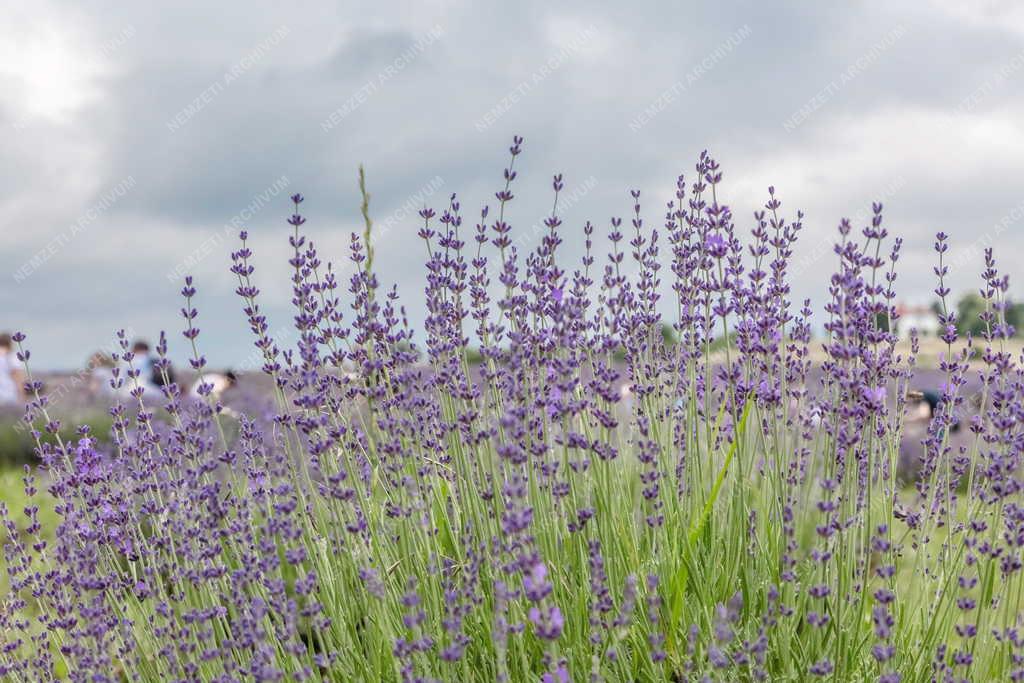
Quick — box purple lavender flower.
[4,136,1024,682]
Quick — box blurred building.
[895,303,940,338]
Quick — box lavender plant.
[2,138,1023,682]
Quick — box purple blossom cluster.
[2,137,1024,681]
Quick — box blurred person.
[906,389,961,433]
[898,389,963,483]
[189,370,237,401]
[87,351,120,398]
[0,333,25,405]
[130,339,175,393]
[131,340,156,383]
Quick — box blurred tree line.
[948,293,1024,337]
[874,293,1024,337]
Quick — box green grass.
[0,412,114,467]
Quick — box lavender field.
[2,138,1023,683]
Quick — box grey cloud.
[5,0,1024,367]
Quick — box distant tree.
[952,292,1024,337]
[955,292,988,337]
[661,322,678,347]
[1005,302,1024,336]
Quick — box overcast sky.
[3,0,1024,368]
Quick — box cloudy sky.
[3,0,1023,368]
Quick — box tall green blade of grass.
[667,397,752,658]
